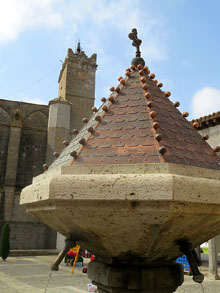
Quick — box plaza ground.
[0,255,219,293]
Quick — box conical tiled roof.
[50,64,220,170]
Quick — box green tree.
[0,222,10,261]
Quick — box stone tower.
[58,44,97,131]
[46,45,97,164]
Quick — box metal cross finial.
[128,28,142,58]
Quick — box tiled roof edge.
[191,111,220,130]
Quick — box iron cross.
[128,28,142,58]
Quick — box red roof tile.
[50,65,220,170]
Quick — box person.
[65,249,76,266]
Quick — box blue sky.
[0,0,220,119]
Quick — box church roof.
[50,64,220,171]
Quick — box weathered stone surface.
[199,125,220,148]
[15,128,48,188]
[208,238,220,279]
[88,261,183,293]
[48,100,71,129]
[0,99,56,249]
[0,99,49,190]
[4,126,21,187]
[58,48,96,131]
[21,163,220,264]
[46,100,71,165]
[0,125,10,186]
[198,126,220,266]
[4,186,15,220]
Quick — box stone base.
[88,261,184,293]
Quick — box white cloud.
[191,87,220,118]
[63,0,169,62]
[0,0,63,43]
[0,0,169,62]
[21,97,47,105]
[6,95,47,105]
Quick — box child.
[65,249,76,266]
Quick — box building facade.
[192,113,220,263]
[0,46,97,249]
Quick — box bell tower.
[58,44,97,131]
[46,44,97,165]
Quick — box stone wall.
[198,125,220,148]
[0,220,56,250]
[198,125,220,262]
[0,191,4,221]
[215,235,220,262]
[0,99,57,249]
[16,110,48,188]
[0,108,11,186]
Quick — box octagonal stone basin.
[20,163,220,265]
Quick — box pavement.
[0,255,220,293]
[176,262,220,293]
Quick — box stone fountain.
[20,29,220,292]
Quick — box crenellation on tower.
[58,49,97,83]
[58,47,97,131]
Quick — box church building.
[0,45,97,249]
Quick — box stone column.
[88,261,184,293]
[46,99,71,165]
[209,238,220,280]
[4,186,16,221]
[4,109,22,220]
[46,99,71,248]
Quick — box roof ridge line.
[137,66,165,163]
